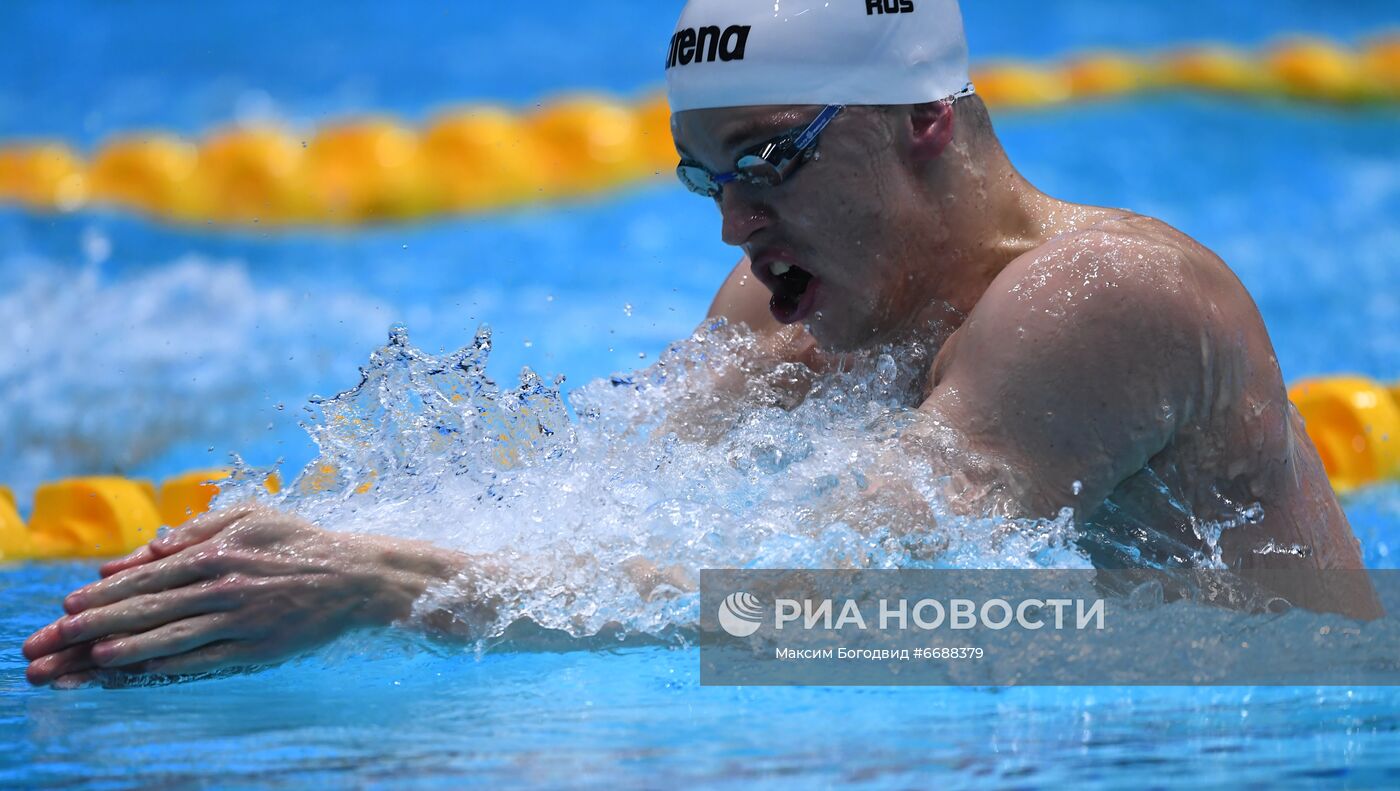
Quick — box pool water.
[5,634,1400,788]
[3,0,1400,787]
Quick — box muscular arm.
[918,228,1202,519]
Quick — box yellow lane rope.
[0,34,1397,227]
[1,375,1397,563]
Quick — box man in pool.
[23,0,1377,686]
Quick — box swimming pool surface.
[3,1,1400,787]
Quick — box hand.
[23,504,421,687]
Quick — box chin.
[804,319,865,354]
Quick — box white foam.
[210,321,1107,643]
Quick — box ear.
[908,100,955,162]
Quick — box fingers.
[27,584,244,686]
[98,503,259,578]
[22,621,65,661]
[29,583,232,658]
[90,613,236,668]
[98,546,160,579]
[153,503,260,555]
[26,642,98,686]
[50,643,256,689]
[65,550,215,615]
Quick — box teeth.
[770,261,791,276]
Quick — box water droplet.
[623,303,633,317]
[524,340,534,348]
[1071,480,1083,496]
[638,352,647,359]
[81,227,112,265]
[546,294,555,302]
[875,354,897,387]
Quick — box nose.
[718,185,773,248]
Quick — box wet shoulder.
[1029,214,1207,295]
[967,213,1212,349]
[1059,214,1265,353]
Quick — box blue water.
[3,1,1400,788]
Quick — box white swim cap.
[665,0,971,112]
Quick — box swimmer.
[23,0,1378,687]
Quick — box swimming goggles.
[674,84,977,199]
[675,104,845,199]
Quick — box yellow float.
[304,118,434,222]
[526,95,653,196]
[27,477,162,559]
[198,126,310,222]
[633,91,680,172]
[0,143,87,211]
[1266,37,1372,102]
[970,62,1072,108]
[1156,45,1276,96]
[156,469,232,528]
[87,134,203,220]
[2,36,1396,227]
[1061,53,1152,99]
[1289,377,1400,494]
[421,107,550,211]
[1363,34,1400,93]
[0,490,28,562]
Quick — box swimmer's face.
[673,104,951,350]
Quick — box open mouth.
[764,260,819,325]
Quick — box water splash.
[213,321,1251,643]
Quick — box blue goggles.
[675,104,845,199]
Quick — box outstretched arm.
[23,504,696,686]
[24,258,797,687]
[22,505,495,686]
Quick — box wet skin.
[690,100,1376,614]
[22,97,1379,686]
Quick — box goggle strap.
[793,104,844,151]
